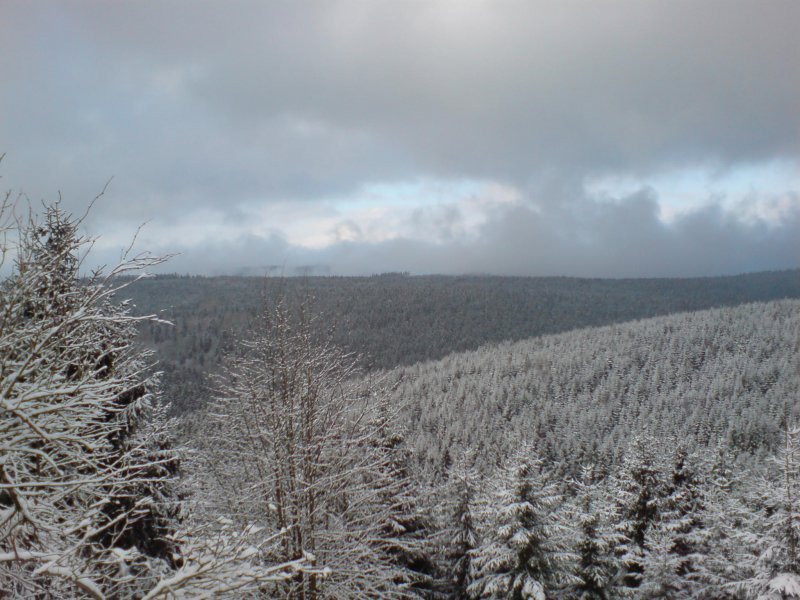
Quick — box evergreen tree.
[0,202,181,596]
[613,435,665,590]
[373,424,440,597]
[571,467,624,600]
[638,527,686,599]
[696,445,758,598]
[639,446,708,597]
[469,447,577,599]
[742,425,800,599]
[441,452,482,599]
[0,200,309,597]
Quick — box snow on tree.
[0,197,303,597]
[370,416,441,597]
[693,445,761,598]
[739,424,800,599]
[612,435,666,591]
[440,452,482,600]
[0,199,178,596]
[193,295,418,598]
[468,445,578,600]
[569,466,624,600]
[638,446,709,597]
[637,527,687,599]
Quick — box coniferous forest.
[4,2,800,598]
[3,201,800,599]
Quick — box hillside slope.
[385,299,800,479]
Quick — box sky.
[1,1,798,278]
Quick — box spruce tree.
[0,202,180,596]
[638,527,686,599]
[638,446,709,597]
[696,445,757,598]
[1,199,308,597]
[469,446,577,599]
[612,435,665,590]
[743,425,800,599]
[373,425,440,597]
[441,452,481,599]
[571,467,623,600]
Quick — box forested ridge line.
[125,269,800,412]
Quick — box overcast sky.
[1,1,798,277]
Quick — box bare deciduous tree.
[194,296,419,598]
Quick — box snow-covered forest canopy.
[3,199,800,598]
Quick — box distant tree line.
[125,268,800,413]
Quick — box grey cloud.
[410,203,465,243]
[330,220,362,243]
[1,1,798,277]
[178,1,800,178]
[4,2,799,198]
[125,188,798,278]
[462,190,800,278]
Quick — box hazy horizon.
[135,266,800,280]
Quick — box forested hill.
[386,299,800,481]
[127,269,800,411]
[182,295,800,597]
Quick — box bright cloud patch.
[586,160,800,225]
[212,179,524,250]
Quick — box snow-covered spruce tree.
[468,446,578,600]
[639,446,708,598]
[439,452,481,600]
[0,200,181,596]
[194,296,417,599]
[0,199,304,598]
[694,445,759,599]
[372,422,440,598]
[570,466,623,600]
[740,424,800,599]
[637,527,687,599]
[612,435,666,591]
